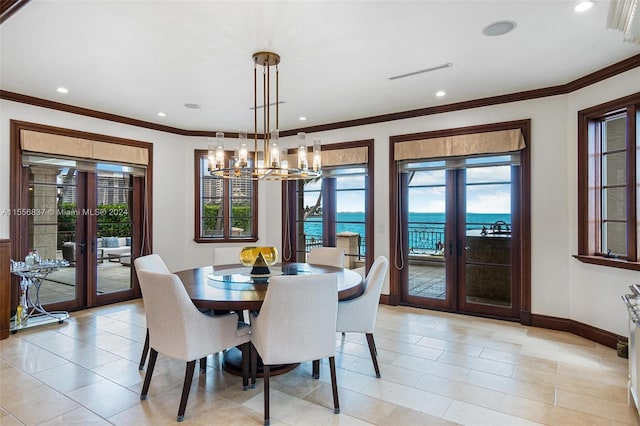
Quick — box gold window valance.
[285,146,368,167]
[394,128,525,161]
[21,129,149,166]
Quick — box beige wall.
[1,67,639,336]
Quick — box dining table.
[174,262,364,376]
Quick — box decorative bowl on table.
[240,246,278,275]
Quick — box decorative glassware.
[214,132,225,169]
[25,250,35,267]
[240,246,279,275]
[297,132,308,171]
[237,129,248,168]
[270,129,280,167]
[312,139,321,172]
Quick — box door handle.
[457,240,463,256]
[78,240,86,254]
[448,240,453,256]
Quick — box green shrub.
[203,203,251,236]
[56,202,131,248]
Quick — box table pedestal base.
[222,347,298,378]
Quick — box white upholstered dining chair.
[336,255,389,378]
[135,257,251,422]
[135,254,170,370]
[250,274,340,426]
[307,246,345,268]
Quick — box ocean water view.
[304,212,511,254]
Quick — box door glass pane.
[96,168,133,295]
[464,166,512,307]
[28,166,78,305]
[407,170,446,300]
[336,174,366,270]
[297,178,322,261]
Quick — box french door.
[21,161,145,312]
[399,156,521,319]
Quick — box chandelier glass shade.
[208,52,322,180]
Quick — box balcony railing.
[303,234,367,260]
[302,219,509,260]
[408,225,445,254]
[407,220,510,255]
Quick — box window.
[281,140,374,271]
[577,93,640,270]
[194,150,258,242]
[295,168,368,265]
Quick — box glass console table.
[10,260,70,333]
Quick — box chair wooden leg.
[312,359,320,379]
[241,342,250,390]
[199,356,207,373]
[250,343,257,388]
[329,356,340,414]
[263,364,271,426]
[140,348,158,400]
[138,329,149,370]
[365,333,381,378]
[177,360,196,422]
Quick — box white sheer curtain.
[608,0,640,45]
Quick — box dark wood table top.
[175,262,364,311]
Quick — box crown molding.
[2,54,639,138]
[0,0,30,25]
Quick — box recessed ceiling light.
[184,103,201,109]
[56,87,69,93]
[483,20,516,36]
[299,116,307,121]
[436,90,446,97]
[157,112,166,117]
[574,1,595,12]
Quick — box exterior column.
[337,231,360,269]
[29,166,60,261]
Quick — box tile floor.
[1,301,639,425]
[407,263,446,300]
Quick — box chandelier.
[208,52,322,180]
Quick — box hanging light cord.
[283,181,292,261]
[139,175,149,257]
[394,171,404,270]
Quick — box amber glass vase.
[240,246,278,275]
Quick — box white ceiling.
[1,0,639,134]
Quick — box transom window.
[576,93,640,269]
[194,150,258,242]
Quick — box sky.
[304,165,511,214]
